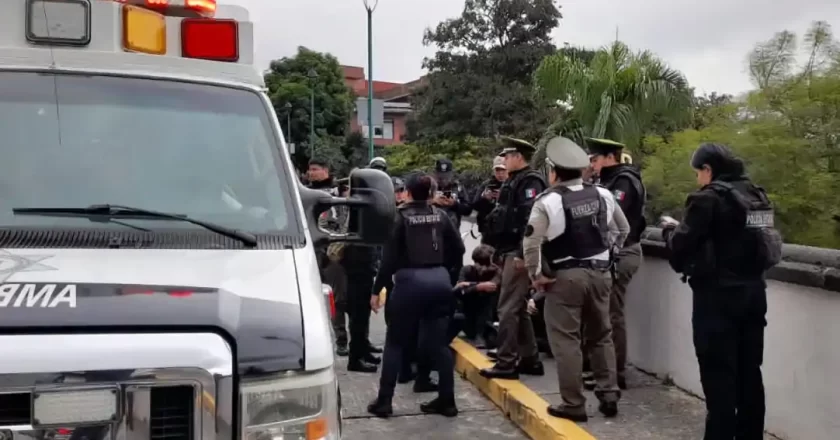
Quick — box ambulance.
[0,1,395,440]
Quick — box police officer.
[661,143,775,440]
[587,137,647,390]
[523,136,629,421]
[480,137,547,379]
[370,156,388,173]
[432,158,473,230]
[366,172,465,418]
[471,156,508,248]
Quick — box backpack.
[707,181,783,271]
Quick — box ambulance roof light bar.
[113,0,217,18]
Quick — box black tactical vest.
[486,168,544,236]
[599,166,647,245]
[541,184,610,268]
[400,204,446,268]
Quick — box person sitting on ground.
[454,244,501,349]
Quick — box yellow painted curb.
[450,338,597,440]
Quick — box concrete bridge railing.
[628,228,840,440]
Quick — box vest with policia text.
[541,184,610,270]
[400,203,447,268]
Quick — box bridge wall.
[627,229,840,440]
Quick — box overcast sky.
[229,0,840,96]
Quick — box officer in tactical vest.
[480,137,547,380]
[586,138,647,390]
[523,136,629,422]
[367,172,466,419]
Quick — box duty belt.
[549,258,610,271]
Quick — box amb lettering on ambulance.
[0,283,76,308]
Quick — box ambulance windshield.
[0,72,298,236]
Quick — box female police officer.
[367,172,466,418]
[661,143,778,440]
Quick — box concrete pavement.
[337,309,527,439]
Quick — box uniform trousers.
[377,267,456,402]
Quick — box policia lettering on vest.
[586,137,648,390]
[523,136,631,422]
[367,172,466,419]
[480,137,547,380]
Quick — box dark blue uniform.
[369,201,465,416]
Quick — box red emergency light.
[181,18,239,62]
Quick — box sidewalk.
[456,221,776,439]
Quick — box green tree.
[533,41,694,154]
[409,0,563,142]
[264,47,354,168]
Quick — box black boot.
[335,342,349,357]
[479,364,519,380]
[347,359,377,373]
[516,358,545,376]
[420,397,458,417]
[413,379,439,393]
[367,397,393,418]
[362,352,381,365]
[547,405,588,422]
[598,401,618,418]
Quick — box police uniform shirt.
[523,178,631,278]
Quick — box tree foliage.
[534,41,694,153]
[264,47,355,169]
[409,0,562,142]
[645,21,840,248]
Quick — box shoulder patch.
[613,189,626,201]
[524,188,538,199]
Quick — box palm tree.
[531,41,693,164]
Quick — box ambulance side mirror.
[300,168,396,248]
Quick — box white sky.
[228,0,840,96]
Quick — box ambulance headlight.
[241,367,340,440]
[26,0,92,46]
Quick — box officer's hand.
[370,294,382,314]
[476,282,497,292]
[532,274,556,292]
[482,189,493,200]
[526,299,538,315]
[513,258,525,271]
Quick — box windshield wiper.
[13,204,258,247]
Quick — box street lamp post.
[362,0,378,162]
[307,68,318,158]
[284,101,292,144]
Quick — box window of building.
[362,121,394,140]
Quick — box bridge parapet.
[629,228,840,440]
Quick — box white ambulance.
[0,1,395,440]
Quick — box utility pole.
[363,0,379,162]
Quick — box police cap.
[586,137,626,157]
[545,136,590,170]
[498,136,536,157]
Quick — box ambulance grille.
[0,392,31,425]
[150,386,194,440]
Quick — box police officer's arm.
[372,217,405,296]
[665,190,716,273]
[441,212,466,270]
[611,176,639,218]
[452,184,474,216]
[523,197,550,280]
[516,176,548,259]
[610,200,631,249]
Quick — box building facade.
[341,65,425,146]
